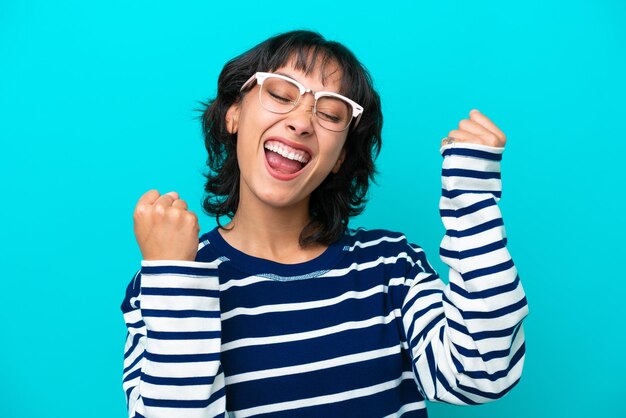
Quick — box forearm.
[441,142,526,394]
[122,261,225,418]
[440,143,526,325]
[409,143,527,404]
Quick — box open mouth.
[264,139,311,176]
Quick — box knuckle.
[153,204,166,217]
[167,207,183,220]
[185,211,198,223]
[133,204,150,218]
[185,213,199,227]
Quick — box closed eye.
[316,110,341,123]
[269,91,294,104]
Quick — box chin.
[255,188,309,210]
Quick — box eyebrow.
[273,71,337,93]
[274,71,301,84]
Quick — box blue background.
[1,0,624,417]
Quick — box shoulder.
[196,227,227,263]
[344,227,437,281]
[344,227,426,259]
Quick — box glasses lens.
[258,75,354,131]
[260,77,300,113]
[315,96,352,131]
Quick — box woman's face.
[227,60,349,214]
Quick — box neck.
[220,194,326,264]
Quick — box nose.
[285,94,315,136]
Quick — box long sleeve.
[401,142,528,404]
[121,260,226,418]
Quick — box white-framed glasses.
[240,72,364,132]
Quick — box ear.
[225,103,240,134]
[331,148,346,174]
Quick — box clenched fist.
[133,190,200,261]
[443,109,507,148]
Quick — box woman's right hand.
[133,189,200,261]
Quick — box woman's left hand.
[442,109,507,148]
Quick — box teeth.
[264,141,310,163]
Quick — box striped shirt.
[121,143,528,417]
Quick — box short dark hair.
[200,30,383,247]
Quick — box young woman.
[122,30,528,418]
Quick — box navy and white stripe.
[121,142,527,417]
[122,261,226,418]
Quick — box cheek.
[318,136,347,167]
[235,113,268,155]
[238,99,282,132]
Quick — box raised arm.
[401,110,528,404]
[121,190,226,417]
